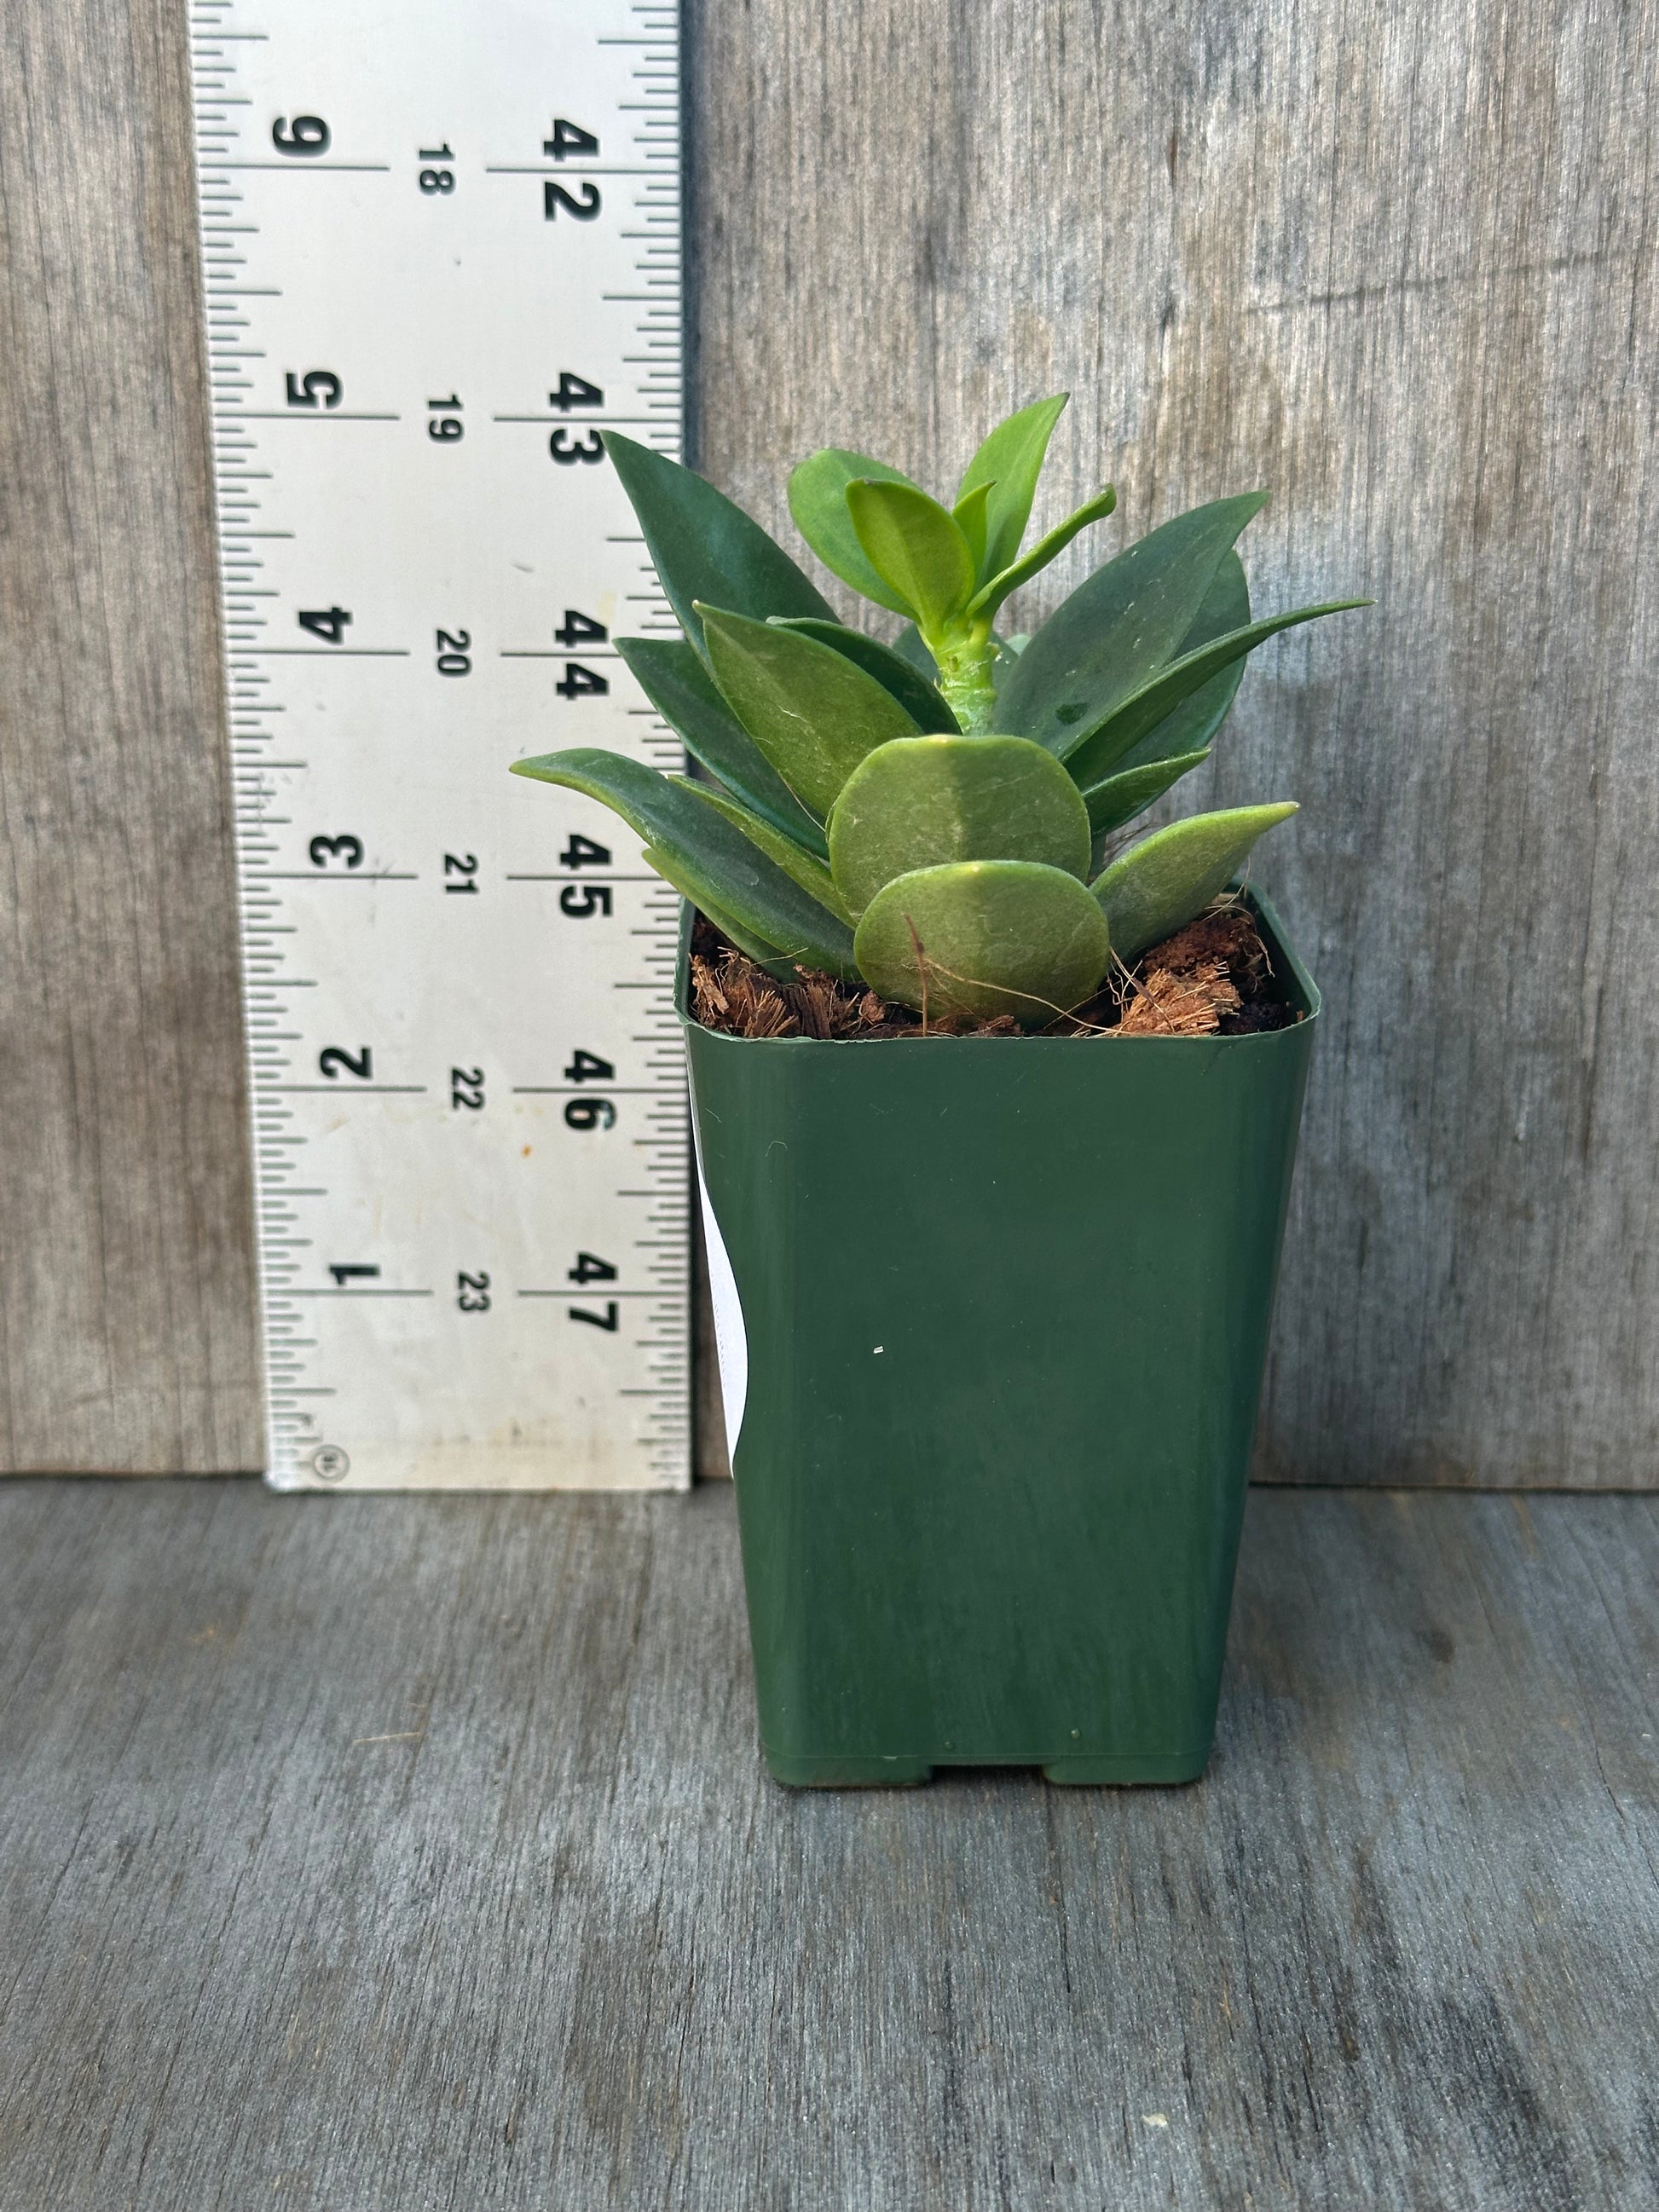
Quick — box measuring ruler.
[188,0,691,1490]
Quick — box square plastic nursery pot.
[681,889,1320,1788]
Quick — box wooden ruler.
[188,0,690,1488]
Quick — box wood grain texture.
[7,0,1656,1483]
[685,0,1659,1485]
[0,0,261,1470]
[0,1477,1655,2208]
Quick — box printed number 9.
[272,114,330,156]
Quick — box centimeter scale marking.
[188,0,691,1489]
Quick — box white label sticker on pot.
[689,1082,749,1462]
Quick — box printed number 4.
[568,1249,618,1332]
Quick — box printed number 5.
[559,884,612,919]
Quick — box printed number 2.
[545,181,600,221]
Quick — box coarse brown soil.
[689,900,1303,1042]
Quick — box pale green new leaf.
[787,448,921,614]
[951,482,994,575]
[510,746,856,975]
[698,603,922,817]
[956,394,1069,584]
[829,736,1091,919]
[854,860,1112,1025]
[997,493,1269,754]
[965,485,1118,620]
[675,778,853,925]
[604,432,834,658]
[767,618,958,731]
[1092,804,1298,964]
[845,479,976,636]
[1081,749,1211,839]
[615,634,828,854]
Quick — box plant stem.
[932,620,998,735]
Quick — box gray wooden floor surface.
[1,1480,1655,2211]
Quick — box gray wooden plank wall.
[1,0,260,1473]
[4,0,1656,1481]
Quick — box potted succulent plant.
[513,398,1362,1785]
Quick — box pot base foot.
[1042,1749,1210,1786]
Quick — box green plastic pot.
[683,889,1319,1787]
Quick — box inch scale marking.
[190,0,690,1489]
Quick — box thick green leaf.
[854,860,1112,1025]
[997,493,1270,754]
[698,604,922,817]
[649,854,795,979]
[956,394,1069,584]
[1092,804,1298,964]
[510,746,856,975]
[829,736,1091,919]
[1082,749,1211,838]
[675,779,852,924]
[951,480,994,574]
[967,484,1118,619]
[787,448,920,614]
[1060,599,1368,788]
[769,618,957,732]
[845,480,976,635]
[615,634,828,855]
[604,432,833,657]
[1108,551,1249,775]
